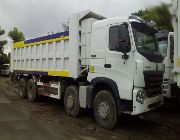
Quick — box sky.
[0,0,171,52]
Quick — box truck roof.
[92,16,129,28]
[2,64,10,66]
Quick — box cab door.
[105,23,135,100]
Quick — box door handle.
[104,64,111,68]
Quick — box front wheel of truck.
[93,90,118,129]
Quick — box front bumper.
[131,88,164,115]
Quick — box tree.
[0,26,7,55]
[0,26,8,65]
[8,27,25,43]
[61,22,69,31]
[132,3,173,31]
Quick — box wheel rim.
[66,95,74,109]
[98,101,110,120]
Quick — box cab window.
[109,24,131,53]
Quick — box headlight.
[136,90,146,104]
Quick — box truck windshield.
[131,22,163,62]
[158,40,168,58]
[2,65,9,69]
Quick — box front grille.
[143,71,163,98]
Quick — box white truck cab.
[88,16,164,115]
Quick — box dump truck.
[11,10,164,129]
[156,31,177,98]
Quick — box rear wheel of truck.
[18,78,27,99]
[64,85,80,117]
[27,79,37,102]
[93,90,118,129]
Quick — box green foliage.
[8,27,25,43]
[0,40,7,48]
[132,3,173,31]
[132,9,148,17]
[0,26,9,65]
[0,26,7,54]
[62,22,69,31]
[0,28,5,36]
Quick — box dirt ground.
[1,77,180,140]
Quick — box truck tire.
[27,79,37,102]
[18,78,27,99]
[93,90,118,129]
[64,85,80,117]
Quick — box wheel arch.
[90,77,121,115]
[91,77,120,99]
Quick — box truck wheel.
[64,85,80,117]
[18,78,27,99]
[27,79,37,102]
[93,90,118,129]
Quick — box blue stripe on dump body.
[25,31,69,44]
[14,70,48,76]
